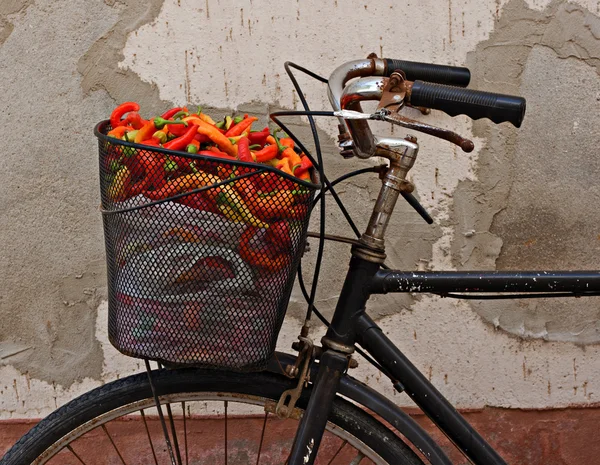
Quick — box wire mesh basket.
[95,121,317,371]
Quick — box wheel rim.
[33,392,388,465]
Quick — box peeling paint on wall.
[451,0,600,343]
[2,0,600,416]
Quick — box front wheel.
[1,368,425,465]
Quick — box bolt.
[405,135,417,143]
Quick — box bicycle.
[3,56,600,465]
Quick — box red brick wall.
[2,407,599,464]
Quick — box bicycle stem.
[358,138,419,255]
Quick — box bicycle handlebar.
[384,59,471,87]
[409,80,526,128]
[328,57,527,158]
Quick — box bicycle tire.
[1,368,426,465]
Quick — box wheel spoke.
[140,410,159,465]
[348,451,366,465]
[327,440,348,465]
[101,425,127,465]
[256,412,268,465]
[165,402,183,465]
[224,400,228,465]
[6,372,394,465]
[182,402,189,465]
[144,360,178,465]
[66,445,86,465]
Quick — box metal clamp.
[275,336,314,419]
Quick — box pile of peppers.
[105,102,314,274]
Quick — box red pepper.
[265,220,295,251]
[253,144,278,163]
[164,123,198,151]
[167,122,189,137]
[122,111,146,129]
[225,116,258,137]
[162,124,199,168]
[177,193,220,213]
[237,137,253,162]
[140,139,160,147]
[248,127,270,147]
[139,151,165,191]
[110,102,140,128]
[294,155,313,176]
[239,227,289,273]
[198,150,237,161]
[161,107,183,119]
[194,133,211,144]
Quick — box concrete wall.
[1,0,600,422]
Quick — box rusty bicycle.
[3,56,600,465]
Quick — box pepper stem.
[272,128,288,153]
[154,117,189,130]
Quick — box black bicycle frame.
[287,258,600,465]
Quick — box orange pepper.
[245,189,297,221]
[279,137,295,149]
[107,126,133,139]
[134,121,157,143]
[196,120,237,157]
[281,147,302,171]
[275,157,294,176]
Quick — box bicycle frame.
[287,261,600,465]
[285,57,600,465]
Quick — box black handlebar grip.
[385,59,470,87]
[410,80,526,127]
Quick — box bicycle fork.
[287,138,420,465]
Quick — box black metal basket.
[95,121,318,371]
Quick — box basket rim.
[95,120,320,190]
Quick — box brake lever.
[379,110,475,153]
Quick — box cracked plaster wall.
[1,0,600,418]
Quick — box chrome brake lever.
[333,109,376,120]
